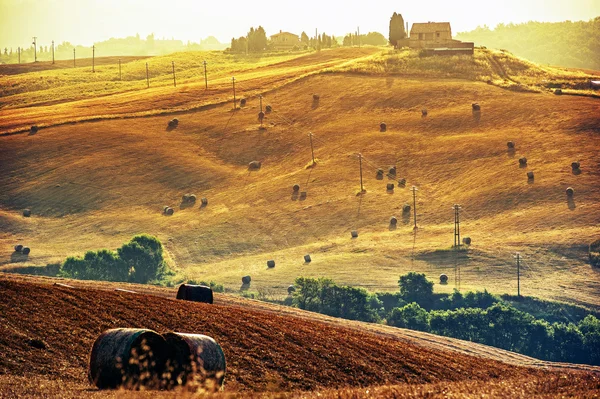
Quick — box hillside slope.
[1,275,599,398]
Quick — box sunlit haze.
[1,0,599,49]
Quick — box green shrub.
[388,303,430,332]
[398,272,434,308]
[188,279,225,293]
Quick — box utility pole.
[412,186,418,229]
[358,26,361,48]
[259,94,264,127]
[203,60,208,90]
[51,40,54,64]
[92,45,95,72]
[146,62,149,88]
[32,37,37,62]
[118,59,121,80]
[172,61,176,87]
[515,253,521,297]
[18,47,20,64]
[309,132,315,165]
[453,204,462,248]
[358,153,364,193]
[232,77,237,109]
[315,28,318,51]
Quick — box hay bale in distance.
[88,328,168,390]
[188,194,197,203]
[30,125,39,134]
[571,161,581,170]
[312,94,320,101]
[292,184,300,192]
[440,274,448,284]
[14,244,23,252]
[422,109,428,116]
[165,207,174,216]
[265,105,272,113]
[472,103,481,111]
[242,275,251,285]
[267,260,276,268]
[163,332,226,389]
[388,166,396,176]
[176,284,214,304]
[201,198,208,206]
[555,89,563,95]
[566,187,575,197]
[590,239,600,268]
[168,119,178,128]
[380,122,387,132]
[376,169,384,179]
[23,209,31,217]
[304,254,311,263]
[462,237,472,245]
[507,141,515,149]
[402,204,411,213]
[519,157,527,166]
[240,98,247,107]
[351,230,358,238]
[287,285,296,294]
[390,216,397,226]
[299,191,307,200]
[22,247,30,255]
[527,171,534,180]
[386,183,394,191]
[248,161,262,170]
[398,178,407,187]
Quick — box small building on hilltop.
[398,22,474,55]
[270,31,300,51]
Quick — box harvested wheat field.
[0,275,599,398]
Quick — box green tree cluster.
[60,234,167,284]
[388,12,407,47]
[455,18,600,70]
[230,26,267,53]
[341,32,387,47]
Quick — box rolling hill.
[0,47,599,311]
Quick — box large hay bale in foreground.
[267,260,275,268]
[163,332,226,390]
[241,275,251,285]
[176,284,214,304]
[440,274,448,284]
[14,244,23,252]
[22,247,30,255]
[88,328,168,390]
[23,209,31,217]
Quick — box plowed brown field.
[0,275,599,398]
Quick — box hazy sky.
[1,0,599,48]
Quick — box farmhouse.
[398,22,474,55]
[270,31,300,51]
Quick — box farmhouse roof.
[270,31,299,38]
[410,22,451,34]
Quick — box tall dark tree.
[389,12,406,47]
[248,26,267,53]
[301,31,309,48]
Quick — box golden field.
[1,47,599,308]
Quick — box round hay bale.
[172,118,179,125]
[304,254,311,263]
[376,169,384,178]
[390,216,397,225]
[163,205,170,213]
[182,194,190,203]
[571,161,580,170]
[519,157,527,166]
[265,104,272,113]
[555,89,563,95]
[166,207,174,216]
[527,171,534,180]
[188,194,197,203]
[201,197,208,205]
[287,285,296,294]
[240,98,247,107]
[88,328,168,390]
[242,275,251,285]
[14,244,23,252]
[462,237,472,245]
[312,94,320,101]
[398,178,406,187]
[168,120,178,128]
[507,141,515,149]
[299,191,307,200]
[176,284,214,304]
[248,161,261,170]
[402,204,411,213]
[380,122,387,132]
[472,103,481,111]
[163,332,226,389]
[566,187,575,197]
[388,166,396,176]
[23,209,31,217]
[386,183,395,191]
[22,247,30,255]
[267,260,276,268]
[30,125,39,134]
[351,230,358,238]
[292,184,300,192]
[422,109,428,116]
[440,274,448,284]
[258,111,265,122]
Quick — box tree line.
[456,18,600,70]
[291,273,600,365]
